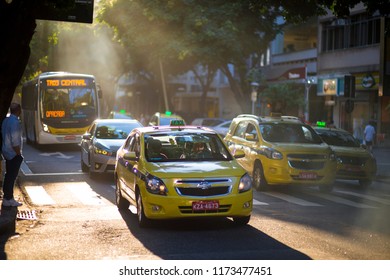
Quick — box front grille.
[289,161,325,170]
[175,178,232,197]
[179,204,231,214]
[288,154,327,170]
[338,156,367,165]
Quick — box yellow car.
[314,126,377,188]
[148,112,186,126]
[224,114,337,192]
[114,121,252,227]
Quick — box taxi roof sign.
[316,121,326,127]
[170,119,185,126]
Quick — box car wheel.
[232,215,250,226]
[81,152,88,172]
[116,178,129,210]
[136,190,150,228]
[253,162,268,191]
[319,184,334,193]
[359,179,372,189]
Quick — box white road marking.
[265,192,323,206]
[66,182,105,205]
[315,193,376,208]
[24,185,55,205]
[252,199,268,205]
[335,190,390,205]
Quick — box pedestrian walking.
[364,120,376,152]
[1,103,23,207]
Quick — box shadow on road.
[118,209,312,260]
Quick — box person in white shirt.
[364,121,376,152]
[1,103,23,207]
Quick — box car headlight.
[42,123,50,133]
[94,147,112,156]
[238,173,252,193]
[263,147,283,160]
[146,175,168,195]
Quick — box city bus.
[21,72,102,145]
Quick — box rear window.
[260,123,323,144]
[316,130,360,147]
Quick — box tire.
[319,184,334,193]
[136,191,150,228]
[116,178,129,210]
[233,215,250,226]
[359,179,372,189]
[253,162,268,191]
[81,152,88,172]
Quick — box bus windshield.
[40,86,97,124]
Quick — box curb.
[0,207,17,235]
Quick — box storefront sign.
[322,79,337,95]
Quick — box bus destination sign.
[46,79,88,87]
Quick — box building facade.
[317,3,389,141]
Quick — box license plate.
[192,200,219,211]
[64,135,76,141]
[344,164,361,171]
[299,172,317,179]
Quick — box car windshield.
[260,123,324,144]
[144,132,233,162]
[315,129,361,147]
[96,123,140,139]
[160,117,182,126]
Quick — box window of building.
[321,13,380,52]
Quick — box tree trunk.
[221,64,250,113]
[0,2,36,122]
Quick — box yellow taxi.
[148,111,186,126]
[224,114,337,192]
[114,120,252,227]
[313,124,377,188]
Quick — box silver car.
[80,119,143,177]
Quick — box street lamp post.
[304,78,314,123]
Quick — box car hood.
[146,161,245,178]
[271,142,331,153]
[95,139,125,151]
[329,145,372,157]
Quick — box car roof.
[132,125,216,135]
[313,126,350,134]
[93,119,142,125]
[234,114,303,124]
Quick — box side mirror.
[233,149,245,159]
[245,133,256,141]
[124,151,138,161]
[82,133,91,140]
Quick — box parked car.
[224,114,337,192]
[191,117,227,127]
[114,120,252,227]
[107,111,134,119]
[209,120,232,137]
[313,125,377,188]
[148,112,186,126]
[80,119,143,177]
